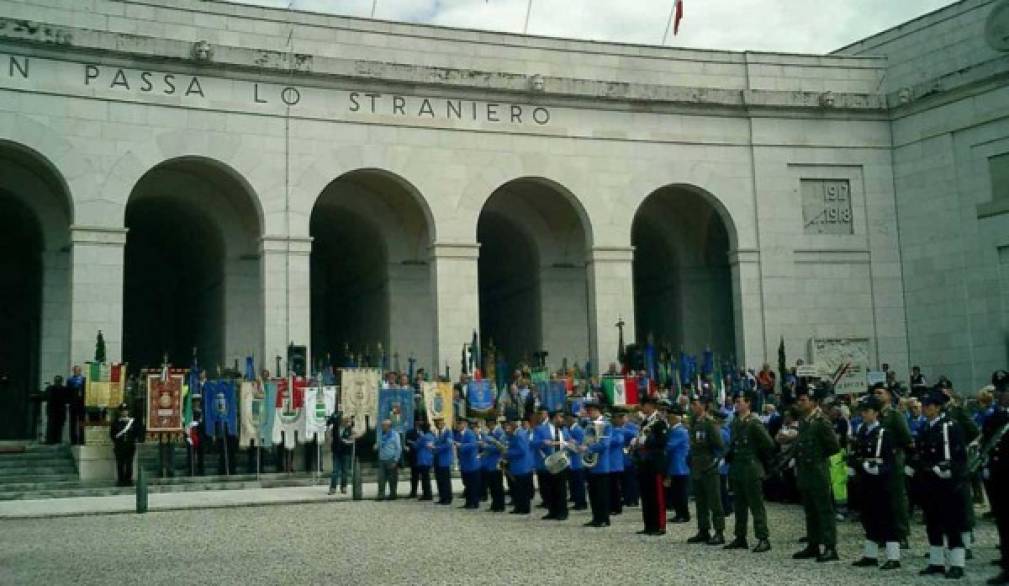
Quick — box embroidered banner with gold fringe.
[422,381,454,429]
[145,371,185,434]
[339,368,381,429]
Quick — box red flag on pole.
[674,0,684,36]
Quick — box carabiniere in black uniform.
[983,371,1009,585]
[633,396,669,536]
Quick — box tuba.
[580,419,607,469]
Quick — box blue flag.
[644,342,657,382]
[244,355,256,381]
[378,386,415,434]
[679,352,690,385]
[702,348,714,376]
[542,380,567,413]
[203,379,238,437]
[467,379,494,413]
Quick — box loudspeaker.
[287,344,307,377]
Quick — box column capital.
[260,234,313,255]
[588,246,634,263]
[429,241,480,259]
[70,224,128,246]
[727,248,760,265]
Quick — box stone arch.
[631,183,739,362]
[477,177,593,371]
[309,168,436,370]
[122,156,264,371]
[0,140,74,438]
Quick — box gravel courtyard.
[0,496,1000,585]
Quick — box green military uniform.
[728,412,775,543]
[879,404,912,540]
[689,413,725,539]
[794,407,841,551]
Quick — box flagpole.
[661,0,677,45]
[370,0,378,18]
[522,0,533,34]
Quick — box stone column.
[728,248,766,369]
[430,242,480,378]
[587,246,636,374]
[68,225,127,366]
[260,235,312,375]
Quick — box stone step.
[0,466,79,477]
[0,454,76,465]
[0,473,80,485]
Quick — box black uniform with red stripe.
[983,406,1009,572]
[634,412,669,534]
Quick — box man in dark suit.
[633,396,669,535]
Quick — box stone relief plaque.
[809,337,870,394]
[802,179,853,235]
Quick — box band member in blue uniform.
[413,422,434,501]
[633,396,669,535]
[457,418,481,509]
[849,395,901,570]
[622,412,641,508]
[480,416,506,512]
[583,400,613,527]
[665,402,691,523]
[532,406,552,511]
[432,415,454,505]
[608,410,626,515]
[505,417,533,515]
[914,388,968,579]
[67,365,86,445]
[543,410,570,521]
[566,411,588,511]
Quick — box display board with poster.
[809,338,871,394]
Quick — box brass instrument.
[968,419,1009,474]
[482,430,511,474]
[581,419,609,469]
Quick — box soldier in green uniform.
[872,382,913,547]
[724,390,774,553]
[791,384,841,562]
[686,395,726,545]
[937,377,980,558]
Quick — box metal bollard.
[136,464,148,514]
[352,456,363,501]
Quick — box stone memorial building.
[0,0,1006,438]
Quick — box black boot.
[945,566,964,580]
[879,560,901,570]
[851,557,877,567]
[752,540,772,553]
[686,532,710,544]
[919,565,946,576]
[723,538,748,550]
[816,546,839,562]
[707,532,725,546]
[793,545,820,560]
[987,570,1009,585]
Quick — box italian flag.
[674,0,684,36]
[602,375,639,406]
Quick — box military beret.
[118,402,129,410]
[869,381,887,392]
[667,404,686,416]
[936,376,953,390]
[922,388,949,407]
[640,395,659,406]
[711,410,728,420]
[993,370,1009,393]
[857,395,882,412]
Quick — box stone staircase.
[0,441,380,501]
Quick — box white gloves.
[932,465,952,480]
[904,465,915,477]
[717,458,726,468]
[862,461,880,476]
[846,466,856,477]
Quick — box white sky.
[231,0,956,54]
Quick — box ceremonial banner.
[339,368,381,429]
[602,375,639,407]
[423,381,454,428]
[272,377,305,448]
[239,380,266,448]
[304,386,337,440]
[530,367,549,386]
[541,380,567,413]
[85,362,111,407]
[146,372,184,433]
[467,379,494,414]
[258,380,278,448]
[378,387,414,434]
[203,380,238,437]
[109,363,126,407]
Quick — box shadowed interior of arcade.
[632,186,735,360]
[310,170,435,370]
[477,178,591,369]
[0,144,71,439]
[123,158,262,372]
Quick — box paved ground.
[0,490,1001,585]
